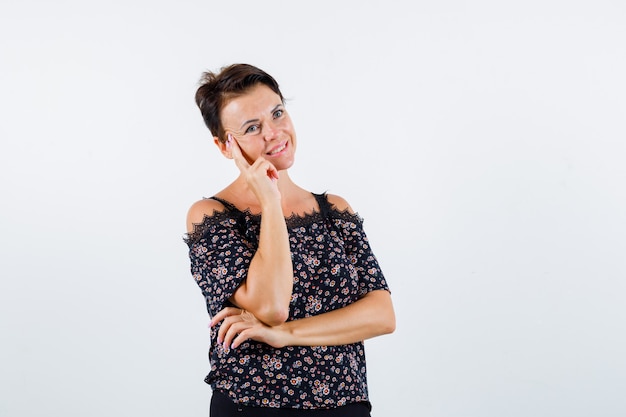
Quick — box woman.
[184,63,395,416]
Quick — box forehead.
[221,84,282,123]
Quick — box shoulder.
[186,198,228,233]
[325,193,355,214]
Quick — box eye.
[245,124,260,134]
[273,109,284,119]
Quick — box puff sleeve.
[332,213,390,297]
[184,213,256,317]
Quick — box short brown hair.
[195,63,285,143]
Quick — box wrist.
[273,321,293,348]
[259,197,282,214]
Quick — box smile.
[267,142,287,156]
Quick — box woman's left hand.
[210,307,287,350]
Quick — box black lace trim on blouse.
[183,192,361,246]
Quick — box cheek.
[277,115,294,130]
[239,144,261,163]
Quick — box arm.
[227,136,293,325]
[279,289,395,346]
[231,198,292,326]
[187,136,293,326]
[213,289,395,349]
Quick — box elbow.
[383,314,396,335]
[375,307,396,336]
[259,306,290,327]
[376,298,396,336]
[370,291,396,336]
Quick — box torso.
[184,192,386,409]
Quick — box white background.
[1,1,625,416]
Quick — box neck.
[229,170,300,202]
[219,169,313,215]
[275,170,295,193]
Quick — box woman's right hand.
[211,306,288,350]
[228,134,281,205]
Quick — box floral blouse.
[183,193,389,409]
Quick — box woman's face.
[219,84,297,171]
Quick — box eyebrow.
[239,104,283,130]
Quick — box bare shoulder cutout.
[186,198,228,233]
[325,193,355,214]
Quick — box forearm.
[232,201,293,325]
[278,290,395,346]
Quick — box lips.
[267,141,287,156]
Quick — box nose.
[262,120,279,141]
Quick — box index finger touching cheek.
[226,134,239,157]
[227,134,251,168]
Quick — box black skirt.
[210,391,372,417]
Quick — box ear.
[214,136,232,159]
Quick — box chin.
[277,156,295,171]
